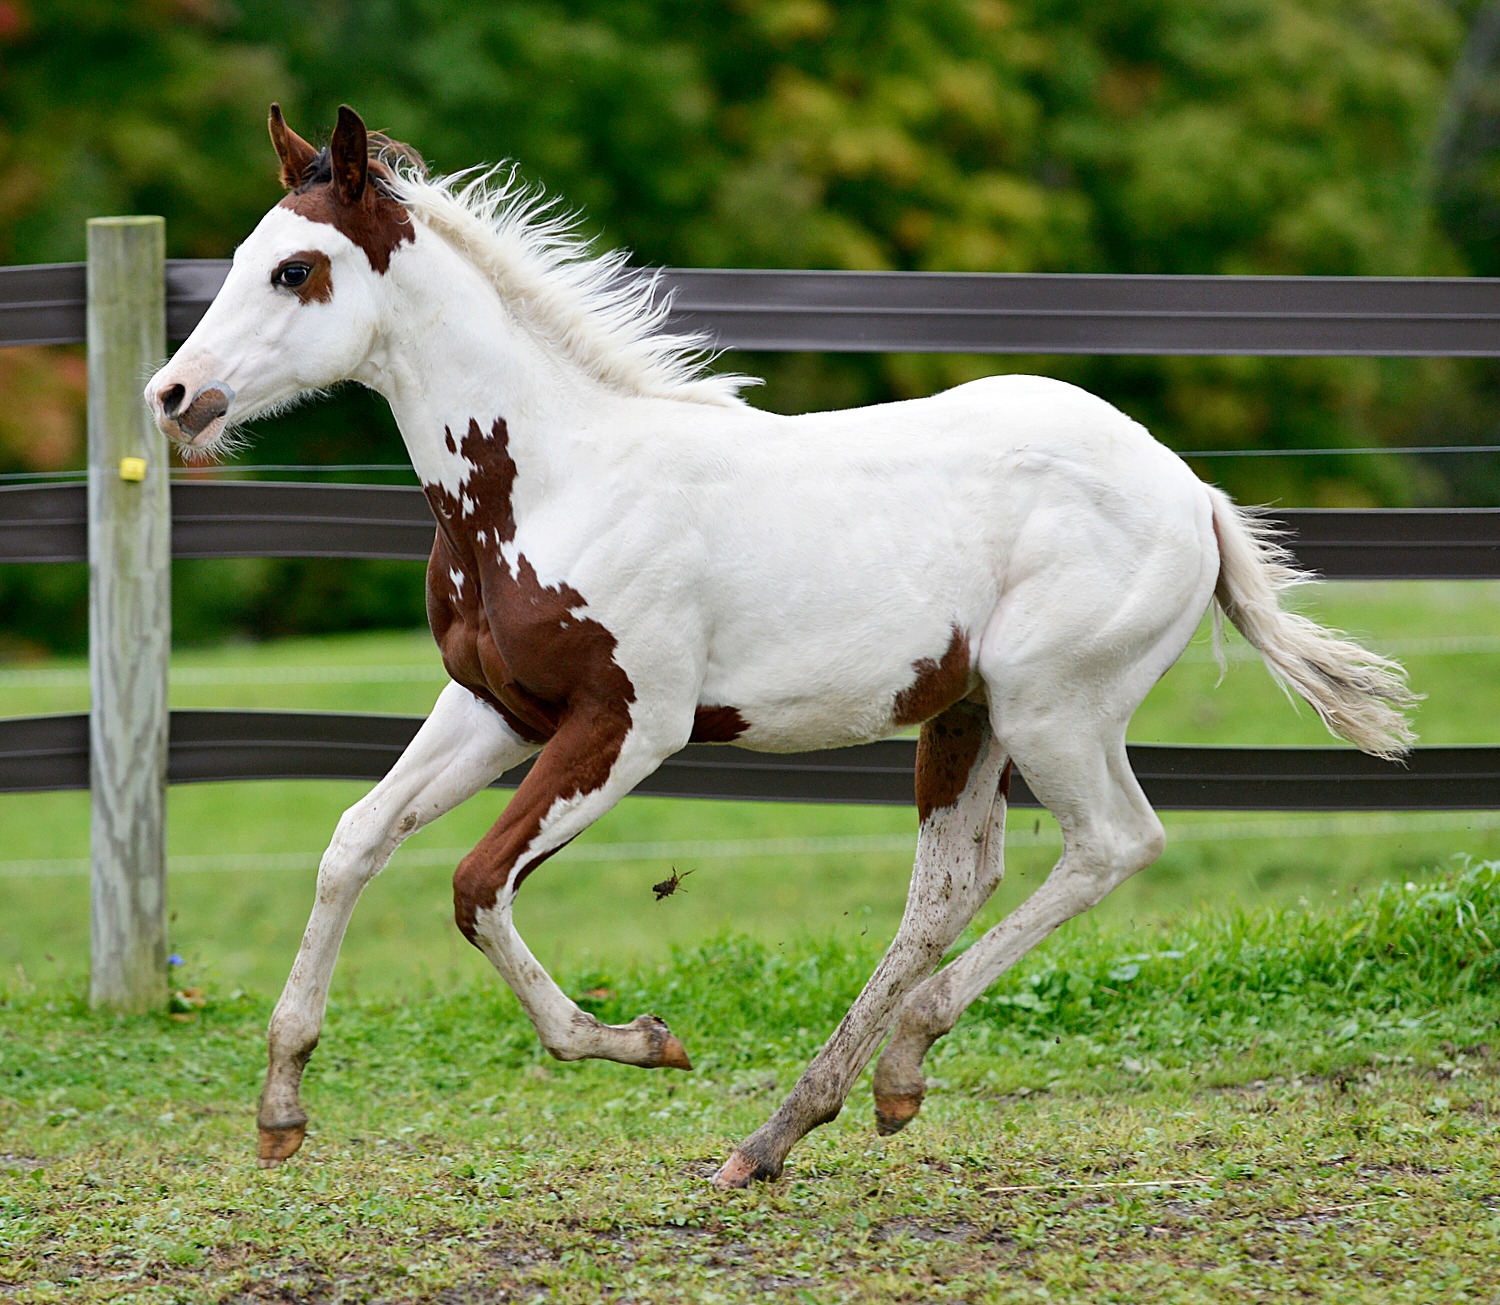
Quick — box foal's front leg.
[258,683,538,1167]
[452,710,692,1070]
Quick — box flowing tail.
[1207,486,1418,760]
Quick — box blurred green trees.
[0,0,1495,650]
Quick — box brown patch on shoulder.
[280,181,413,274]
[690,705,749,743]
[892,625,974,727]
[914,700,988,823]
[426,417,636,759]
[423,416,638,936]
[278,250,333,304]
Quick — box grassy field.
[1,579,1497,998]
[3,862,1499,1302]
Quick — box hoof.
[256,1120,306,1168]
[658,1033,692,1072]
[712,1147,770,1190]
[633,1014,692,1071]
[874,1090,924,1136]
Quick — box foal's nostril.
[158,383,187,417]
[176,385,231,438]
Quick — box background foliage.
[1,0,1498,650]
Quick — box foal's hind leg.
[257,683,537,1167]
[713,700,1008,1188]
[872,640,1194,1136]
[874,718,1163,1131]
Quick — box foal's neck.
[362,228,603,496]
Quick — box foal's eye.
[273,262,312,289]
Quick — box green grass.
[0,580,1497,997]
[4,862,1500,1302]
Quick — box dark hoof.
[874,1090,924,1136]
[658,1033,692,1071]
[711,1147,779,1189]
[256,1119,307,1168]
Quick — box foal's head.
[146,105,419,457]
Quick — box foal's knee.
[317,798,411,898]
[452,852,506,946]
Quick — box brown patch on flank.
[914,700,988,823]
[690,704,749,743]
[422,417,638,939]
[892,624,974,727]
[277,250,333,304]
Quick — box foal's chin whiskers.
[175,423,252,467]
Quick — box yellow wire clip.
[119,456,147,482]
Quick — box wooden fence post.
[86,216,170,1012]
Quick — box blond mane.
[388,164,755,407]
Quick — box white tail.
[1207,487,1418,760]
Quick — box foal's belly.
[698,629,980,754]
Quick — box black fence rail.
[4,480,1498,578]
[5,260,1500,355]
[1,711,1496,812]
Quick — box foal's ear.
[329,104,369,205]
[268,103,317,191]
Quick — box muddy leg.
[714,702,1008,1188]
[257,684,536,1167]
[874,728,1164,1137]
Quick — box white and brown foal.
[147,106,1415,1187]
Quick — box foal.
[147,105,1415,1187]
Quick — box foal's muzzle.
[152,379,235,447]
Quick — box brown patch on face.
[280,183,412,275]
[276,250,333,304]
[269,106,417,273]
[914,700,989,823]
[892,625,974,727]
[690,705,749,743]
[422,417,638,938]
